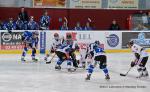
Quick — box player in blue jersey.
[85,41,110,80]
[21,31,39,62]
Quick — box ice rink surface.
[0,53,150,92]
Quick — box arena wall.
[0,7,150,30]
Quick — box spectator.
[40,10,51,30]
[28,16,39,30]
[18,7,29,22]
[84,22,92,30]
[22,21,28,30]
[142,13,148,26]
[0,20,3,30]
[60,17,68,30]
[3,18,16,30]
[74,22,82,31]
[109,19,120,30]
[61,21,68,30]
[148,12,150,25]
[133,23,148,31]
[16,16,24,30]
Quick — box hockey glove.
[131,61,136,67]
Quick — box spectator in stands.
[133,23,148,31]
[142,13,148,26]
[61,21,68,30]
[16,16,24,30]
[18,7,29,22]
[22,21,28,30]
[74,22,82,30]
[40,10,51,30]
[0,20,3,30]
[3,18,16,30]
[109,19,120,30]
[84,22,92,30]
[148,12,150,26]
[28,16,39,30]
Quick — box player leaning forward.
[85,41,110,80]
[128,41,149,78]
[21,31,39,62]
[55,33,79,72]
[44,33,62,63]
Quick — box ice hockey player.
[85,41,110,80]
[127,41,149,78]
[55,33,79,72]
[21,31,39,62]
[44,33,62,64]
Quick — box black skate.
[68,68,76,72]
[136,73,143,78]
[85,74,91,80]
[105,74,110,80]
[46,58,51,64]
[21,58,26,62]
[55,65,61,70]
[143,73,149,77]
[82,64,86,69]
[44,57,47,61]
[46,61,51,64]
[82,62,86,69]
[32,58,38,62]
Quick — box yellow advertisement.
[33,0,66,8]
[108,0,139,9]
[69,0,102,9]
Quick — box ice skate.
[55,65,61,70]
[32,58,38,62]
[68,68,76,72]
[85,74,91,80]
[21,57,26,62]
[105,74,110,80]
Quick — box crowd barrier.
[0,30,150,54]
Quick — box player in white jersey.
[128,41,149,78]
[85,41,110,80]
[54,33,79,72]
[44,33,62,63]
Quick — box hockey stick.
[46,53,56,64]
[120,67,132,76]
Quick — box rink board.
[1,49,150,54]
[1,30,150,54]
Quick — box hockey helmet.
[66,33,72,40]
[54,33,59,40]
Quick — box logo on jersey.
[106,34,119,47]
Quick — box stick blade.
[120,73,126,76]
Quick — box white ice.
[0,53,150,92]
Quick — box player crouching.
[44,33,62,64]
[128,41,149,78]
[55,33,79,72]
[85,41,110,80]
[21,31,39,62]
